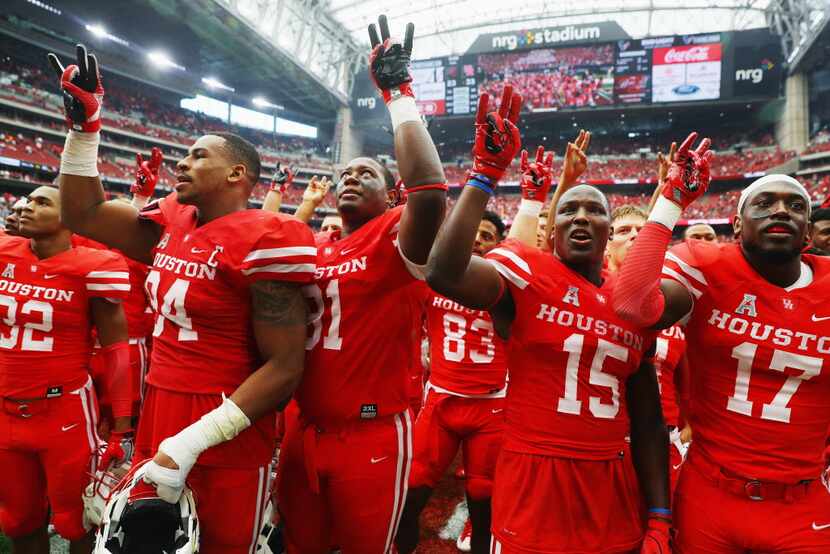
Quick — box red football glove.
[47,44,104,133]
[662,132,713,209]
[270,163,295,193]
[641,517,672,554]
[97,430,134,471]
[519,146,555,202]
[131,147,163,198]
[368,15,415,104]
[471,85,523,182]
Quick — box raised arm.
[262,163,294,214]
[507,146,554,247]
[48,45,162,263]
[426,86,522,310]
[613,133,713,329]
[293,176,331,223]
[366,15,446,265]
[543,130,590,250]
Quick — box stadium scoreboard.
[350,26,782,121]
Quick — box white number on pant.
[0,295,53,351]
[145,271,198,341]
[441,313,495,364]
[557,333,627,419]
[727,342,821,423]
[304,279,343,350]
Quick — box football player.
[683,223,717,243]
[0,185,132,553]
[319,214,343,234]
[276,15,448,553]
[49,44,316,553]
[608,203,691,496]
[808,204,830,255]
[614,132,830,552]
[3,196,26,236]
[426,89,671,553]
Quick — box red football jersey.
[663,241,830,482]
[73,235,152,339]
[652,325,687,426]
[425,291,508,396]
[0,234,129,398]
[486,240,654,459]
[298,206,425,425]
[139,194,316,394]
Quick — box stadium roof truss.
[210,0,364,105]
[324,0,773,60]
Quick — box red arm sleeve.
[100,341,132,419]
[612,221,672,328]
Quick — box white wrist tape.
[648,196,683,230]
[60,131,100,177]
[158,395,251,477]
[131,195,149,210]
[388,96,422,131]
[517,199,543,218]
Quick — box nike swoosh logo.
[812,314,830,322]
[43,274,58,279]
[491,409,503,414]
[370,456,388,464]
[341,248,357,256]
[672,463,684,470]
[813,522,830,531]
[61,423,79,432]
[191,248,207,254]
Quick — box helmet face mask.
[84,447,133,529]
[93,459,199,554]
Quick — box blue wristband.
[648,508,672,516]
[466,174,495,196]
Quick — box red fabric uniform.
[410,292,507,499]
[0,234,128,540]
[485,240,653,553]
[135,194,316,554]
[652,324,689,495]
[407,284,429,418]
[278,206,420,554]
[662,241,830,553]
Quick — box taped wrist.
[60,131,100,177]
[101,341,132,419]
[159,395,251,473]
[612,222,672,328]
[517,199,543,217]
[388,95,422,131]
[648,196,683,230]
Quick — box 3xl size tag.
[360,404,378,419]
[45,386,62,398]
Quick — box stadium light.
[202,77,235,93]
[148,51,186,71]
[86,24,107,38]
[252,97,284,111]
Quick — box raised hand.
[302,176,331,206]
[649,142,677,213]
[368,15,415,104]
[470,84,523,183]
[47,44,104,132]
[270,163,295,194]
[560,129,591,186]
[662,132,713,209]
[131,147,163,198]
[519,146,555,202]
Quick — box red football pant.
[277,408,412,554]
[135,386,274,554]
[491,449,644,553]
[0,379,99,540]
[90,339,149,420]
[410,389,504,500]
[675,455,830,553]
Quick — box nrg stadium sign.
[466,21,630,54]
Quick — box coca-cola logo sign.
[654,43,721,65]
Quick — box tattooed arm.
[227,280,309,419]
